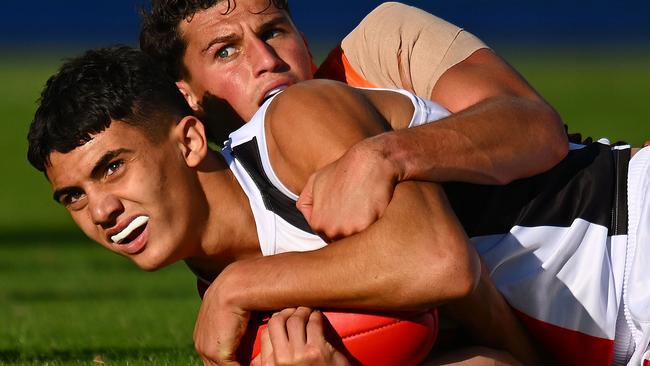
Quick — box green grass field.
[1,48,648,365]
[0,242,201,365]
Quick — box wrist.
[211,261,250,310]
[366,131,409,182]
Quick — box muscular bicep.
[224,178,480,310]
[431,48,545,113]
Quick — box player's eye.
[106,160,124,177]
[262,28,283,42]
[216,45,236,59]
[60,190,86,209]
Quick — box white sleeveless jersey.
[220,88,451,256]
[206,86,650,366]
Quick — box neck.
[187,150,262,275]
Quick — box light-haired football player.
[140,0,569,242]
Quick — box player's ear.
[174,115,208,168]
[176,80,200,111]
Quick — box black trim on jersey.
[443,143,629,237]
[611,148,630,235]
[231,138,315,234]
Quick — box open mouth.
[111,216,149,245]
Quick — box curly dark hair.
[27,45,193,173]
[140,0,290,81]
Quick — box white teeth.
[111,216,149,244]
[263,85,288,101]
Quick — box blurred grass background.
[1,38,649,366]
[501,47,650,145]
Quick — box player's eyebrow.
[202,33,238,54]
[90,148,132,179]
[257,15,289,32]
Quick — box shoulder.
[270,79,364,112]
[262,80,390,188]
[268,81,421,142]
[345,2,459,39]
[342,2,467,60]
[341,2,488,98]
[266,80,385,145]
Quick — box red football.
[237,309,438,365]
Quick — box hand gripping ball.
[237,309,438,365]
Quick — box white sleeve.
[404,91,451,128]
[366,87,451,128]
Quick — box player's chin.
[130,249,174,272]
[133,259,162,272]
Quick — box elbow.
[542,103,569,164]
[536,102,569,164]
[438,234,481,301]
[408,240,481,307]
[495,101,569,185]
[444,247,481,301]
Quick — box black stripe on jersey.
[443,143,629,238]
[232,138,315,234]
[611,148,630,235]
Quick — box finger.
[286,307,311,347]
[305,310,326,343]
[267,309,295,359]
[257,327,273,366]
[296,175,315,221]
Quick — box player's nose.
[89,191,124,228]
[248,37,286,76]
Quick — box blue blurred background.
[2,1,649,49]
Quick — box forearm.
[212,242,408,312]
[439,263,546,365]
[373,95,568,185]
[211,182,480,313]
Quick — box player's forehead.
[179,0,294,46]
[46,122,148,186]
